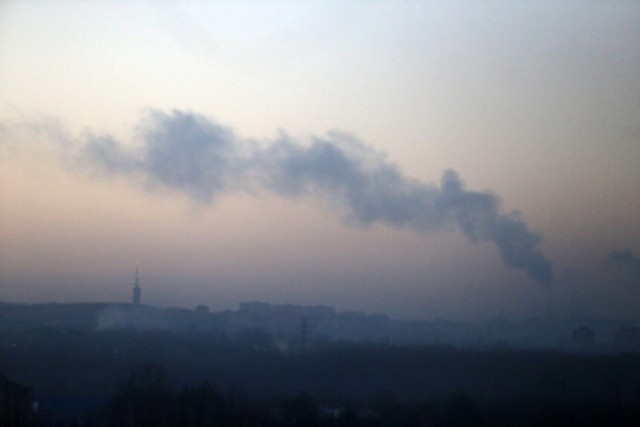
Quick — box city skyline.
[1,1,639,321]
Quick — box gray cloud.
[75,110,553,283]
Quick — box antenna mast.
[132,261,141,306]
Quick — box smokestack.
[132,261,141,306]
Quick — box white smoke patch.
[96,305,185,331]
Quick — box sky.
[1,1,639,321]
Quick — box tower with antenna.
[132,261,141,306]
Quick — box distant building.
[571,326,595,348]
[195,305,210,315]
[614,326,640,351]
[1,374,34,427]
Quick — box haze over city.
[1,1,639,321]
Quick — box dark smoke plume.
[79,110,553,283]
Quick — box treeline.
[38,365,640,426]
[2,327,640,425]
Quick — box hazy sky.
[1,1,639,321]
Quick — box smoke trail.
[80,110,249,200]
[79,109,553,283]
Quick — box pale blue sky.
[1,1,639,320]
